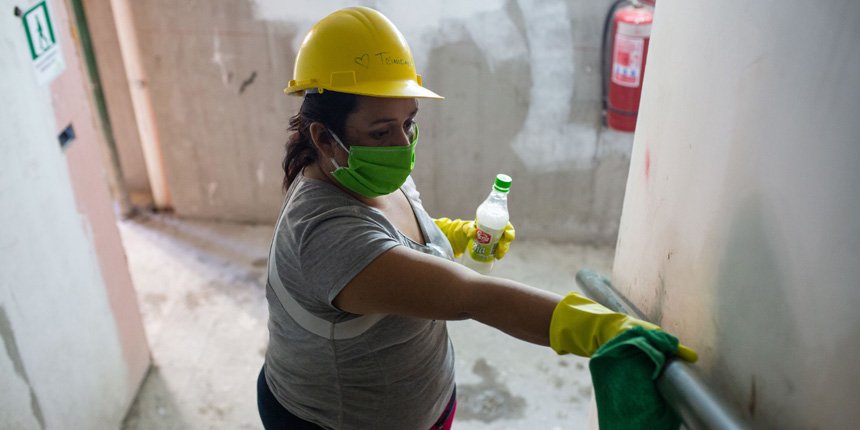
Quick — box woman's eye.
[404,120,415,132]
[370,130,388,139]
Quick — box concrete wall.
[126,0,631,242]
[611,1,860,428]
[82,0,151,198]
[1,0,150,428]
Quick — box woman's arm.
[332,245,561,346]
[334,245,698,362]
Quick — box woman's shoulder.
[283,174,392,234]
[287,175,364,216]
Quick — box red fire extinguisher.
[603,1,654,132]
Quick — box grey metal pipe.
[576,268,747,430]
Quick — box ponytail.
[282,91,359,190]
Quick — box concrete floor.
[117,210,614,429]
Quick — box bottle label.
[468,227,499,262]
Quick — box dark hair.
[282,91,359,190]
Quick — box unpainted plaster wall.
[1,0,149,428]
[82,0,150,196]
[128,0,629,242]
[612,1,860,428]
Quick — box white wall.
[122,0,630,243]
[612,0,860,428]
[1,0,149,428]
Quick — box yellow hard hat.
[285,7,443,99]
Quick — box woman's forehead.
[349,96,418,125]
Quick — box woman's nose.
[403,124,417,146]
[394,129,412,147]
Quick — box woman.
[257,7,695,430]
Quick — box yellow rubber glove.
[463,221,515,260]
[549,292,698,362]
[433,218,516,259]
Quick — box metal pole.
[576,268,748,430]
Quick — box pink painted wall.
[50,0,150,405]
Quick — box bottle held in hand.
[463,174,511,275]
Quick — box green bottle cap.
[493,174,512,193]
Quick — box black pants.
[257,366,324,430]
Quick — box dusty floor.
[117,210,614,430]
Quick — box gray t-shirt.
[264,172,456,430]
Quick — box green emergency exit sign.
[22,0,65,85]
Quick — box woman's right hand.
[549,292,698,362]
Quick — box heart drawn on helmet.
[354,54,370,69]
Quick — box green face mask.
[328,125,418,198]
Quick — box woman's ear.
[309,122,335,159]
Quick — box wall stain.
[712,195,804,426]
[645,148,651,183]
[239,71,257,94]
[184,291,202,310]
[748,376,757,418]
[649,272,667,323]
[456,358,526,423]
[0,305,46,429]
[504,0,528,49]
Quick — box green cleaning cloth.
[589,326,681,430]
